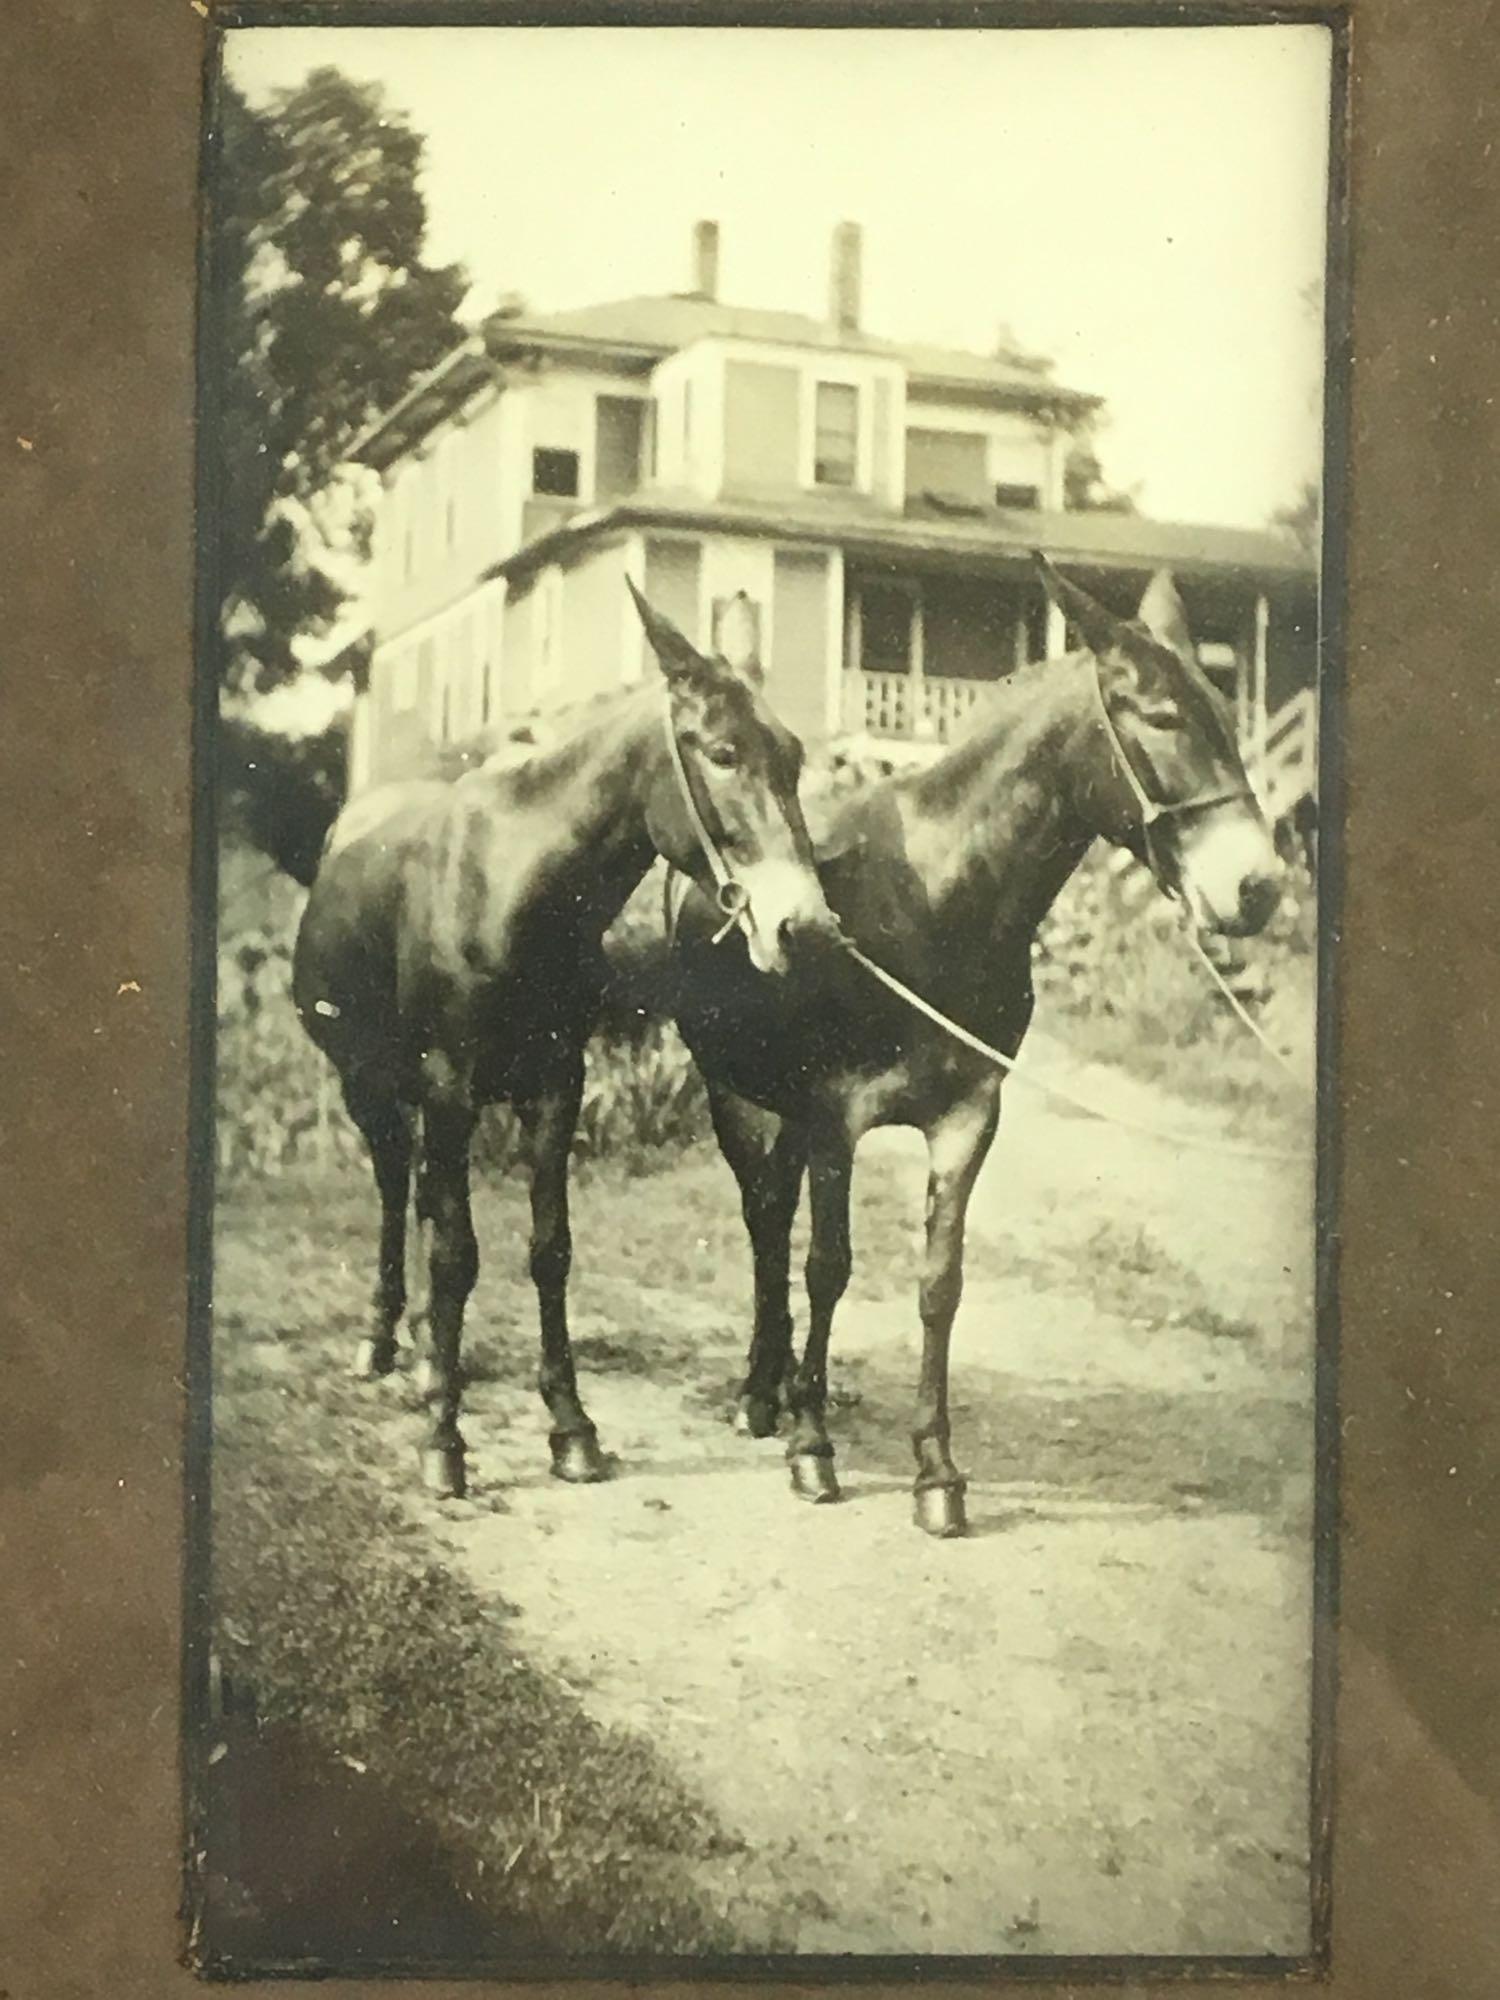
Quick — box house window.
[858,583,915,674]
[994,481,1041,511]
[532,448,580,498]
[814,381,859,488]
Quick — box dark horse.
[668,556,1284,1536]
[293,585,835,1498]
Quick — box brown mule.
[668,556,1284,1535]
[293,585,836,1499]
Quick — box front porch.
[836,559,1318,821]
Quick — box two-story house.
[344,221,1319,821]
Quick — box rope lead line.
[840,941,1314,1167]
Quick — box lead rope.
[838,938,1313,1165]
[1182,928,1313,1089]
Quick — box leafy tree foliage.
[1271,479,1321,556]
[1063,440,1138,515]
[210,65,468,694]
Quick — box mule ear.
[1032,551,1127,659]
[627,578,713,685]
[714,591,763,683]
[1137,569,1195,664]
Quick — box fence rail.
[845,670,1319,826]
[843,670,993,745]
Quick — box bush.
[216,883,710,1186]
[216,748,1316,1183]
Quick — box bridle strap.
[661,698,751,945]
[1089,654,1254,852]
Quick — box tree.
[1062,437,1138,515]
[1271,479,1321,555]
[211,67,469,694]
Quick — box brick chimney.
[692,220,720,301]
[829,221,862,334]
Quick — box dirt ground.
[213,1023,1318,1962]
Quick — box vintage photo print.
[192,14,1339,1975]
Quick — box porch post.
[1251,589,1271,781]
[825,549,846,737]
[909,589,928,738]
[1044,592,1067,660]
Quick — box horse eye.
[702,742,740,772]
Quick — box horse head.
[1035,553,1283,938]
[627,581,838,973]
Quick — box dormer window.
[814,381,859,488]
[532,448,580,498]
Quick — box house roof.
[488,489,1316,591]
[483,293,1097,409]
[349,291,1099,467]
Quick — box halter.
[661,698,753,946]
[1088,652,1255,876]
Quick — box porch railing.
[1254,686,1318,822]
[845,669,1319,825]
[843,669,994,745]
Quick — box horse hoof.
[351,1338,395,1381]
[914,1482,968,1538]
[789,1452,840,1504]
[733,1397,779,1439]
[550,1431,610,1484]
[420,1442,467,1499]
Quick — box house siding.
[373,393,506,643]
[770,549,832,745]
[643,536,703,642]
[722,361,802,495]
[907,427,989,506]
[559,542,633,701]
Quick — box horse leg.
[341,1073,413,1381]
[407,1120,438,1399]
[707,1084,807,1437]
[785,1136,854,1504]
[519,1060,608,1484]
[911,1087,1000,1538]
[416,1083,479,1498]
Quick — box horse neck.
[898,652,1105,946]
[480,686,669,929]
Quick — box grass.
[209,1337,747,1967]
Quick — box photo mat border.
[184,2,1348,1981]
[11,0,1500,1992]
[183,0,1347,1979]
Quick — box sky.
[227,22,1332,532]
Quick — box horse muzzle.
[736,862,841,975]
[1176,814,1284,938]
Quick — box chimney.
[692,220,720,301]
[829,221,862,334]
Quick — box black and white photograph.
[194,15,1337,1975]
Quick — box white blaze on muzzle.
[1175,809,1283,935]
[736,858,837,973]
